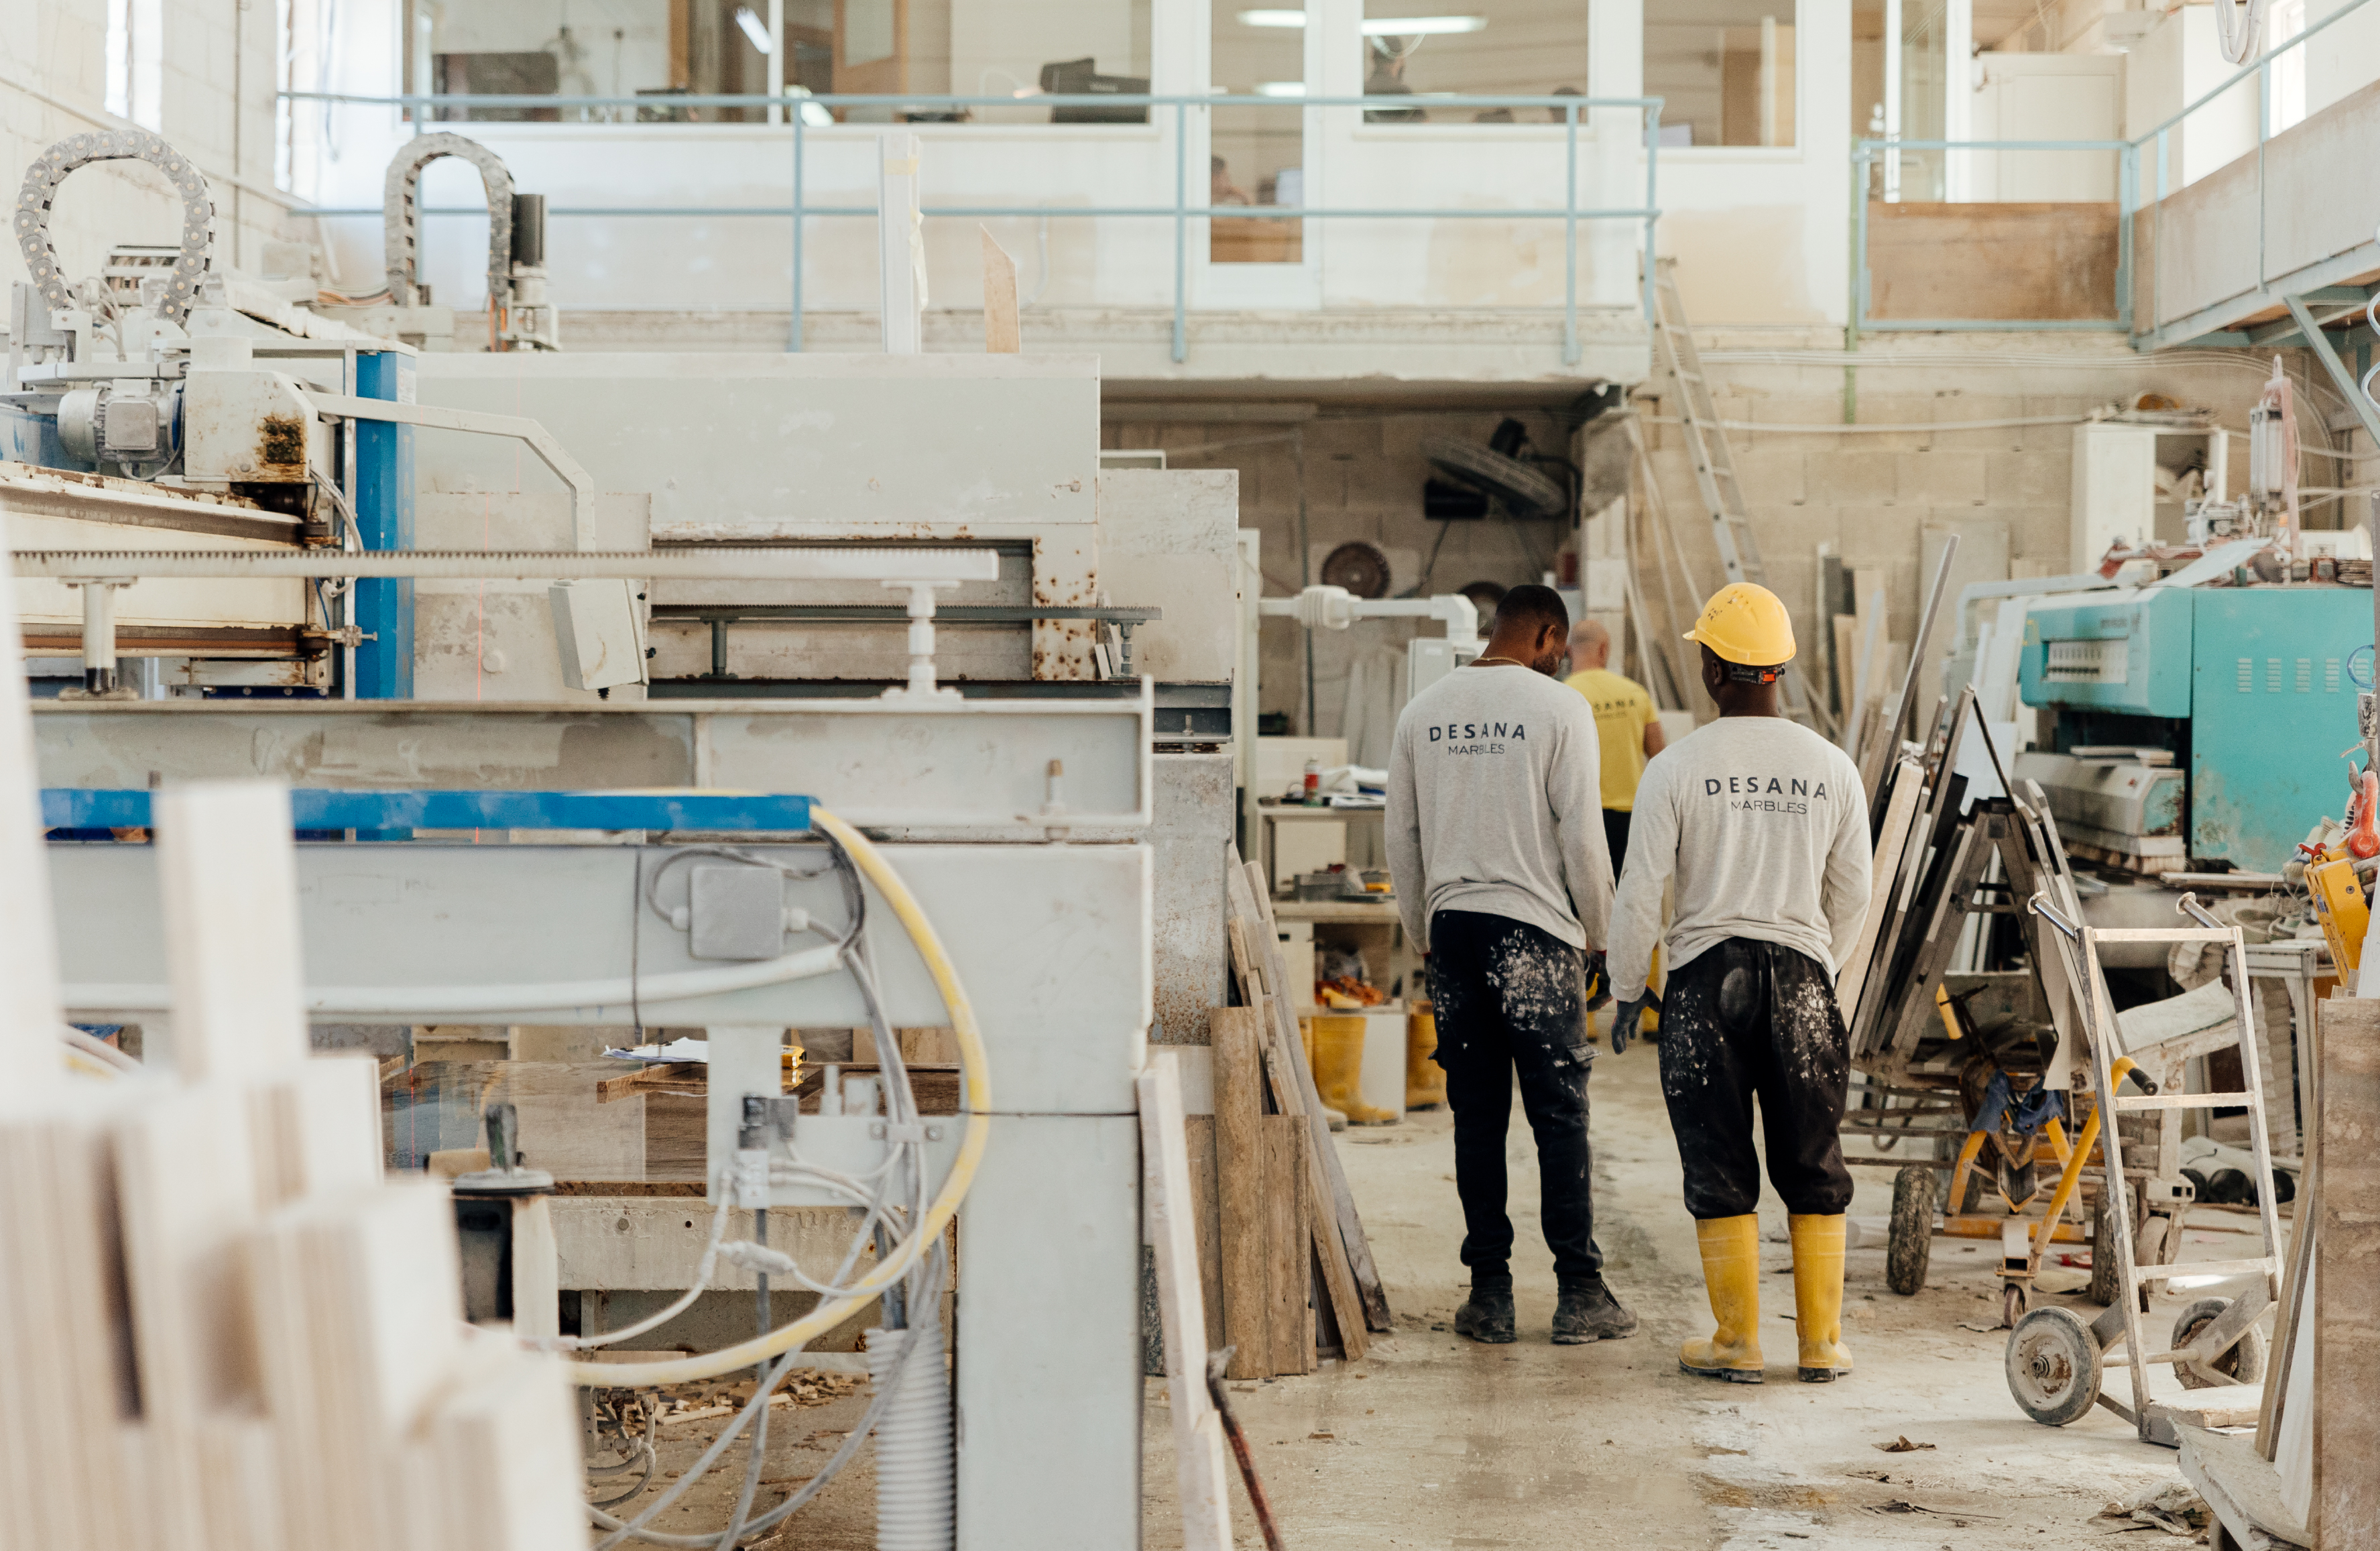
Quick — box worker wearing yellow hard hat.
[1602,583,1875,1385]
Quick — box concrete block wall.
[1105,327,2366,746]
[2,0,297,297]
[1103,406,1591,742]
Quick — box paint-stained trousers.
[1426,909,1602,1281]
[1659,937,1856,1221]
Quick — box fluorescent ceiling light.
[734,5,773,54]
[1362,14,1487,33]
[1256,80,1309,96]
[1238,9,1487,30]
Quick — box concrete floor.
[605,1033,2265,1547]
[1142,1041,2267,1550]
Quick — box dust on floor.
[1142,1039,2255,1549]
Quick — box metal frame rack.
[2009,893,2285,1446]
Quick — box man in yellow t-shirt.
[1564,620,1666,871]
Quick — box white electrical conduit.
[1638,413,2087,435]
[562,805,990,1389]
[66,939,844,1018]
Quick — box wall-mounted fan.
[1422,418,1569,520]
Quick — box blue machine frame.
[2021,585,2372,872]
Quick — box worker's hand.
[1583,951,1610,1010]
[1608,988,1661,1055]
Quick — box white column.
[768,0,786,123]
[1587,0,1643,310]
[1944,0,1972,200]
[1803,0,1854,325]
[1883,0,1902,198]
[878,131,925,353]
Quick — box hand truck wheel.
[2006,1306,2102,1428]
[2172,1297,2266,1390]
[1886,1165,1936,1296]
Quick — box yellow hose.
[564,805,992,1389]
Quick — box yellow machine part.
[2308,854,2370,974]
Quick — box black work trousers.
[1658,936,1855,1221]
[1426,909,1602,1281]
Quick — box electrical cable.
[585,1243,950,1548]
[562,806,989,1391]
[576,810,971,1543]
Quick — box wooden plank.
[1833,756,1925,1026]
[1262,1116,1313,1377]
[1224,861,1366,1352]
[1183,1114,1225,1351]
[1866,202,2120,322]
[2261,997,2323,1458]
[1211,1007,1270,1380]
[1234,854,1393,1333]
[980,226,1022,353]
[154,782,312,1087]
[1137,1051,1235,1551]
[2314,995,2380,1547]
[596,1061,703,1103]
[1226,916,1305,1119]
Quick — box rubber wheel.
[1887,1165,1937,1296]
[2006,1306,2104,1428]
[2088,1190,2121,1308]
[2172,1298,2267,1390]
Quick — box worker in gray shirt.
[1386,584,1632,1347]
[1605,583,1872,1385]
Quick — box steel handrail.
[276,89,1666,366]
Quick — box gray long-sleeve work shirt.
[1384,662,1614,955]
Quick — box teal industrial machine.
[2017,582,2374,874]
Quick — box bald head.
[1568,619,1610,673]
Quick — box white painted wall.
[1,0,296,293]
[1968,53,2121,203]
[1645,0,1848,324]
[2306,0,2380,117]
[2123,5,2260,191]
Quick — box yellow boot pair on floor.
[1678,1214,1853,1385]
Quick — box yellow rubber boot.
[1311,1014,1395,1125]
[1789,1214,1852,1383]
[1405,1004,1447,1110]
[1679,1215,1764,1383]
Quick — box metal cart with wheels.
[1842,692,2109,1322]
[2006,893,2286,1445]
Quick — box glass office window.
[402,0,1149,125]
[1212,3,1305,260]
[1644,0,1796,148]
[1354,0,1589,123]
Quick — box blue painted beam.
[42,790,815,834]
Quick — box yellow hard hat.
[1683,582,1796,667]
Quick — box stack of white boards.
[0,658,587,1550]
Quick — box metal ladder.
[2019,891,2287,1446]
[1649,259,1830,734]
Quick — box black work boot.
[1553,1275,1639,1344]
[1453,1274,1516,1344]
